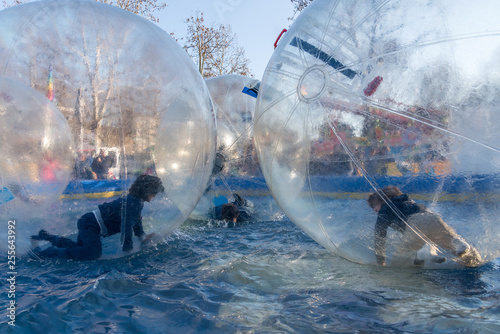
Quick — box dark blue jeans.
[39,212,102,260]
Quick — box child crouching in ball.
[31,174,164,260]
[368,185,482,267]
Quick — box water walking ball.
[254,0,500,268]
[0,77,74,252]
[207,74,259,179]
[0,0,216,256]
[192,75,269,220]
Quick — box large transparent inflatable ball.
[254,0,500,268]
[0,77,74,254]
[0,0,216,257]
[192,74,281,222]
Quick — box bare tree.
[2,0,166,22]
[1,0,169,150]
[1,1,170,157]
[208,24,251,77]
[183,13,218,77]
[183,12,252,78]
[289,0,313,20]
[1,0,24,7]
[97,0,166,22]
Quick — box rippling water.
[2,200,500,333]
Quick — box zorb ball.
[208,74,259,179]
[0,77,74,253]
[0,0,216,255]
[193,75,272,221]
[254,0,500,268]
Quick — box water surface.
[1,210,500,333]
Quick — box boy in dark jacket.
[31,174,164,260]
[368,186,481,267]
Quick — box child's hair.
[367,185,403,209]
[128,174,164,201]
[221,203,239,221]
[381,185,403,198]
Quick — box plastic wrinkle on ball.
[0,77,74,255]
[0,0,216,258]
[254,0,500,268]
[191,74,281,222]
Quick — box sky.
[153,0,296,79]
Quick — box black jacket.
[98,194,145,251]
[374,194,426,263]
